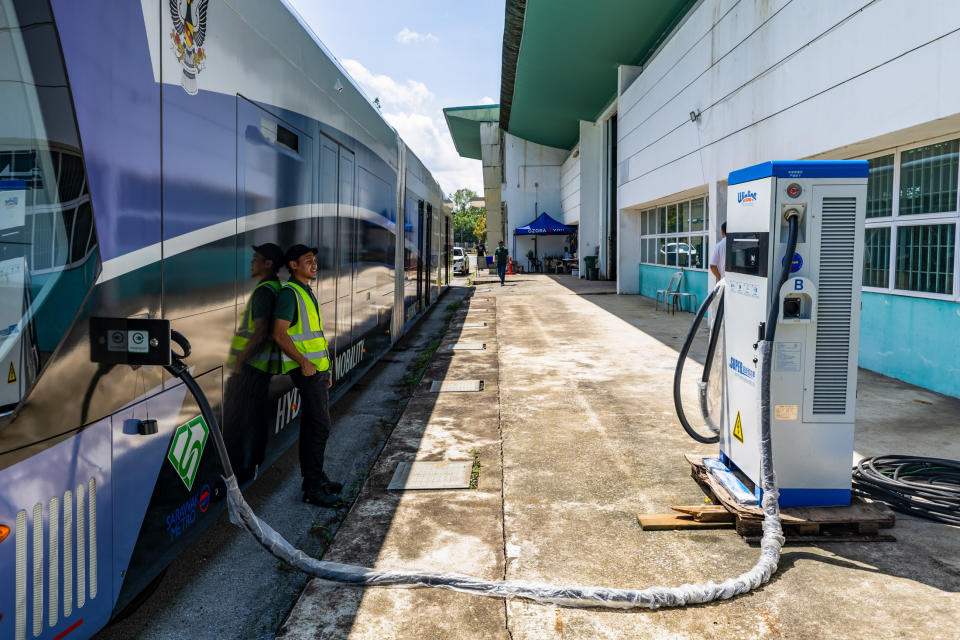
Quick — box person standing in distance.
[709,222,727,281]
[272,244,342,507]
[494,240,509,286]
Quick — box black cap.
[284,244,319,267]
[252,243,283,269]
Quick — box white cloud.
[395,27,438,45]
[340,59,482,195]
[383,110,481,196]
[479,96,496,105]
[341,59,433,109]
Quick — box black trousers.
[289,368,332,493]
[223,365,272,483]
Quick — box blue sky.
[285,0,503,195]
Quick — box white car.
[453,247,467,275]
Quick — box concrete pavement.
[281,273,959,639]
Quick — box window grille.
[639,196,709,269]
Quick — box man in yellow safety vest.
[223,243,283,482]
[272,244,342,507]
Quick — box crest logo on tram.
[169,0,209,95]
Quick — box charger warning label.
[7,363,15,384]
[733,411,744,444]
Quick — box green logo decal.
[167,415,210,491]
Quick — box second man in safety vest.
[272,244,342,507]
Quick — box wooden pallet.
[636,455,896,542]
[687,454,896,541]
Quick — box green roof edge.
[499,0,526,133]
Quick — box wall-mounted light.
[689,109,701,123]
[335,78,344,94]
[572,150,580,158]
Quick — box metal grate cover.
[448,342,486,350]
[464,307,489,312]
[388,461,472,490]
[813,197,856,415]
[429,380,483,392]
[458,322,488,328]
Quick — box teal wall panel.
[859,292,960,398]
[638,264,707,311]
[635,267,960,398]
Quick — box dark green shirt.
[494,246,509,265]
[250,276,280,321]
[274,276,320,326]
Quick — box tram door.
[425,203,433,305]
[416,200,425,310]
[317,138,339,373]
[335,148,356,383]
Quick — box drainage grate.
[464,308,489,312]
[429,380,483,392]
[458,322,487,328]
[388,461,473,490]
[448,342,486,350]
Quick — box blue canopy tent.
[513,212,576,271]
[514,212,575,236]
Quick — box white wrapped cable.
[223,356,785,610]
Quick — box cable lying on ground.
[224,471,783,609]
[852,455,960,526]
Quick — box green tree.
[473,214,486,245]
[450,188,485,246]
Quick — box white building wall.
[617,0,960,273]
[560,147,581,225]
[578,120,603,275]
[501,132,568,266]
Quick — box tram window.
[275,124,299,153]
[0,0,100,413]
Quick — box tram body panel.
[0,1,449,637]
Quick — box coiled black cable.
[673,281,724,444]
[852,455,960,525]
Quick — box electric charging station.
[720,161,868,507]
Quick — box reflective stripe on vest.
[228,280,281,373]
[280,280,330,374]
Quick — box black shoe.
[302,490,340,508]
[321,478,343,494]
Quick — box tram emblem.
[167,414,210,491]
[169,0,209,95]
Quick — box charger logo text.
[729,357,757,384]
[737,190,758,204]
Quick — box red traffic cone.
[506,258,515,275]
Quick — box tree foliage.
[450,188,485,245]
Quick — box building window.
[898,139,958,216]
[895,224,955,294]
[862,136,960,300]
[863,227,890,288]
[639,196,709,269]
[866,154,893,218]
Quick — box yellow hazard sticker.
[7,362,15,384]
[733,410,744,444]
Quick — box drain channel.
[429,380,484,392]
[387,461,473,490]
[447,343,486,351]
